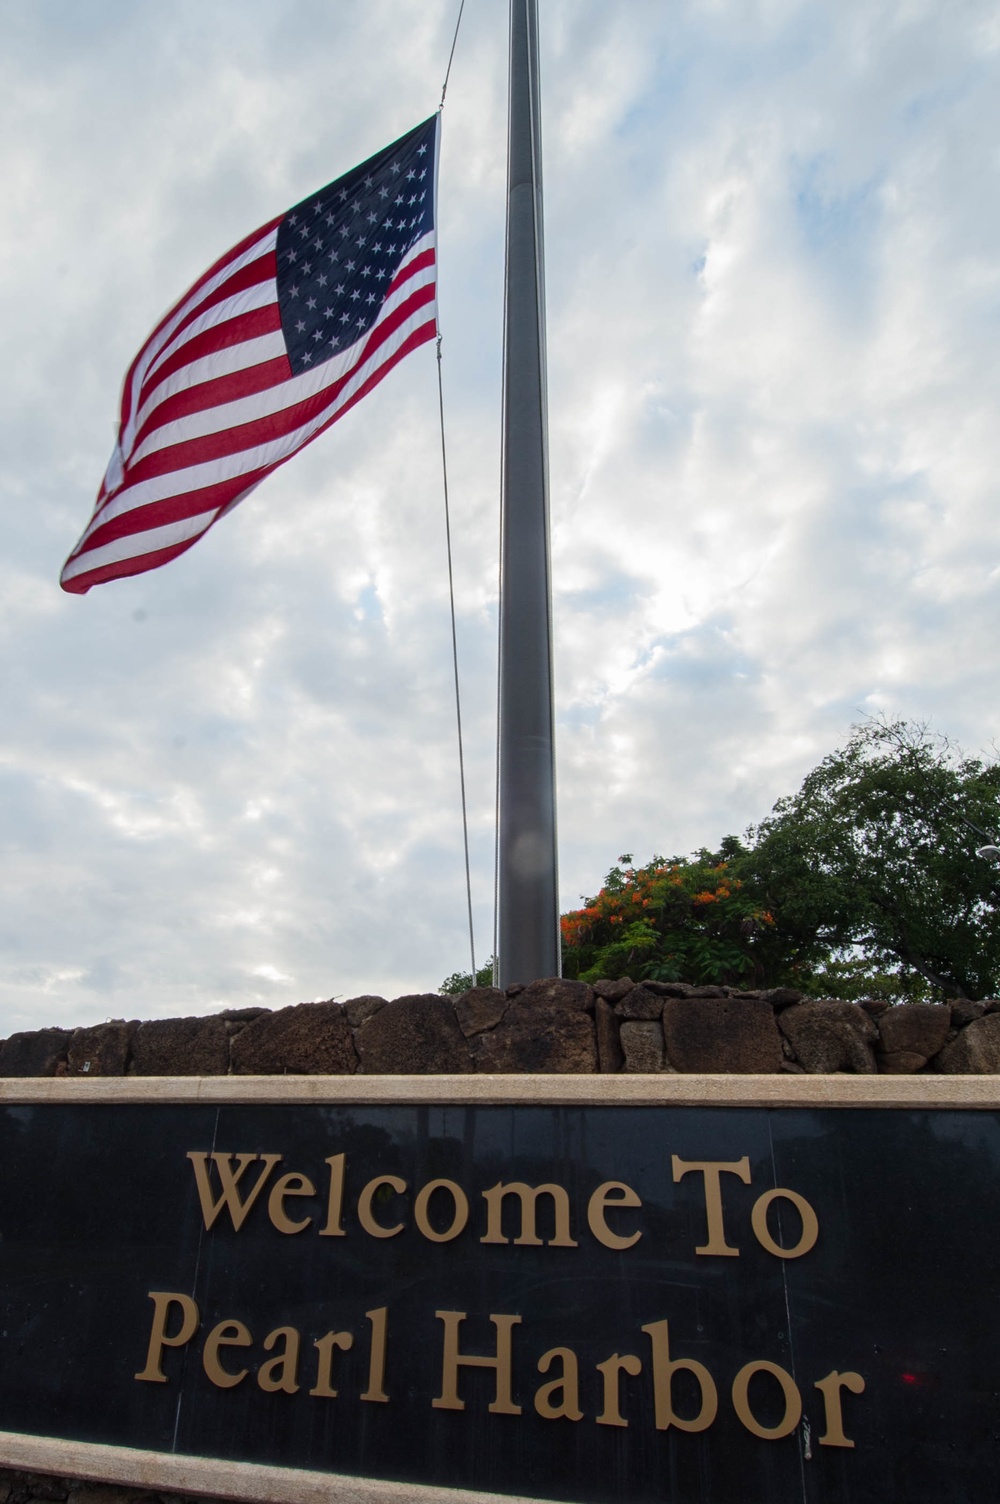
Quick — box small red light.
[901,1372,918,1385]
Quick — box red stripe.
[71,469,270,557]
[63,528,223,594]
[66,316,435,575]
[132,351,290,455]
[122,282,436,485]
[137,252,279,399]
[120,239,279,432]
[387,246,435,297]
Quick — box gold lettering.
[671,1155,751,1256]
[134,1291,199,1383]
[480,1182,578,1247]
[595,1352,642,1427]
[186,1152,282,1231]
[203,1319,252,1389]
[414,1179,469,1243]
[310,1331,354,1398]
[258,1325,301,1393]
[750,1188,819,1260]
[432,1311,522,1414]
[587,1181,642,1250]
[534,1347,582,1421]
[267,1172,316,1235]
[814,1370,865,1448]
[642,1319,718,1432]
[360,1306,389,1403]
[731,1360,802,1439]
[319,1153,347,1237]
[358,1175,407,1238]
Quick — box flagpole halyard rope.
[436,335,478,986]
[439,0,467,109]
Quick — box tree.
[439,958,496,995]
[745,718,1000,999]
[559,846,800,987]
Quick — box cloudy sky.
[2,0,999,1034]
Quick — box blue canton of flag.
[61,116,439,594]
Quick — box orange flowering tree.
[560,842,798,987]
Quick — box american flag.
[61,115,439,594]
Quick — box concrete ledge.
[1,1073,999,1107]
[0,1432,547,1504]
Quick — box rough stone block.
[0,1029,71,1077]
[515,977,595,1012]
[454,986,508,1038]
[344,994,387,1029]
[67,1021,136,1077]
[620,1020,666,1073]
[759,987,804,1010]
[778,1001,877,1074]
[470,1004,597,1073]
[357,995,472,1074]
[231,1001,357,1075]
[935,1012,1000,1073]
[950,999,986,1027]
[592,977,635,1001]
[662,998,783,1073]
[129,1015,230,1076]
[877,1003,951,1063]
[595,997,624,1073]
[878,1050,928,1074]
[614,985,663,1020]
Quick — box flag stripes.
[61,116,439,593]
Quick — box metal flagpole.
[497,0,560,986]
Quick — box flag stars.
[302,351,313,363]
[346,259,356,271]
[379,186,389,199]
[406,169,416,181]
[417,143,427,155]
[295,319,306,332]
[306,297,317,309]
[338,188,348,201]
[303,261,313,273]
[317,274,328,287]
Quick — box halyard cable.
[440,0,467,109]
[436,335,477,986]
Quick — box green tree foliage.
[439,958,496,995]
[744,718,1000,1000]
[559,845,797,987]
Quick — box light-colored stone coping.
[1,1073,998,1107]
[0,1431,547,1504]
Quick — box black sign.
[1,1096,999,1503]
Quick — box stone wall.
[0,1470,194,1504]
[3,978,1000,1078]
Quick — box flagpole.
[497,0,560,986]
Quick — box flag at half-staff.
[61,115,439,594]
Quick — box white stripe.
[61,511,220,582]
[142,279,279,394]
[71,300,437,552]
[130,257,436,465]
[120,226,279,453]
[130,327,286,447]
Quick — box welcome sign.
[0,1076,997,1504]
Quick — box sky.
[1,0,999,1034]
